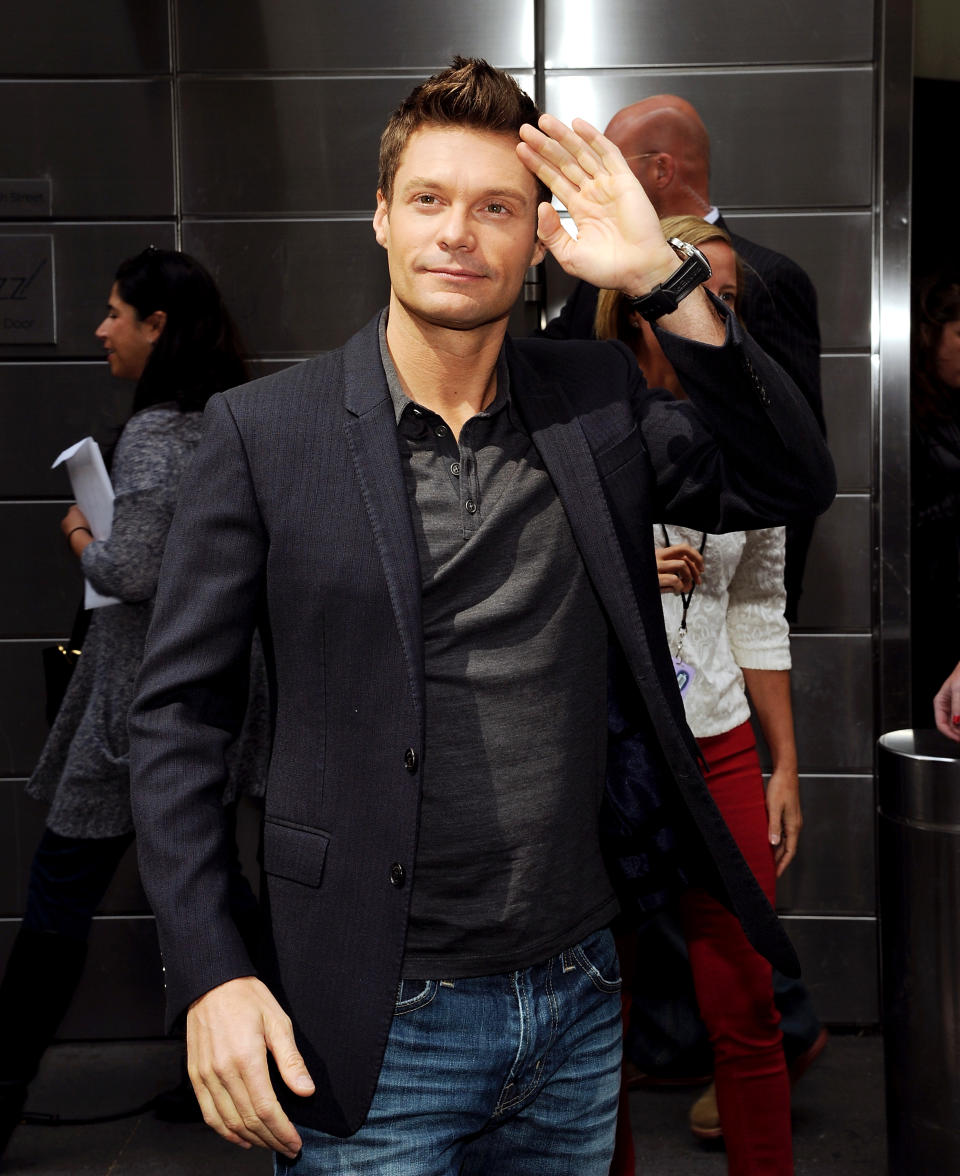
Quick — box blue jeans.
[276,928,623,1175]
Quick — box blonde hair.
[594,216,739,342]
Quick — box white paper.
[52,437,120,608]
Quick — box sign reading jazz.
[0,235,56,344]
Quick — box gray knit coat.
[28,404,268,838]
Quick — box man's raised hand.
[516,114,678,296]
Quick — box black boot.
[0,927,88,1157]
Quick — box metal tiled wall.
[1,0,897,1032]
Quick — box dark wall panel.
[180,77,425,216]
[781,916,878,1024]
[2,82,173,217]
[822,355,872,494]
[790,635,873,773]
[0,917,164,1038]
[545,0,874,68]
[545,70,873,209]
[776,776,876,915]
[0,223,176,360]
[0,363,131,499]
[0,504,82,638]
[795,495,871,632]
[0,640,58,777]
[177,0,535,71]
[0,1,169,75]
[182,220,390,356]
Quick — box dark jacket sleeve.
[129,393,266,1029]
[636,298,836,532]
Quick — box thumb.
[536,203,572,262]
[266,1017,315,1096]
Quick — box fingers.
[517,115,624,206]
[933,667,960,741]
[186,977,310,1159]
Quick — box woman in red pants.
[600,215,800,1176]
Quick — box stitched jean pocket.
[571,928,622,994]
[394,978,439,1015]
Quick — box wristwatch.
[624,238,712,322]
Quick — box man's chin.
[395,295,514,334]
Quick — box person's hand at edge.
[933,660,960,741]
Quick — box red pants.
[680,720,792,1175]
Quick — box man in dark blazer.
[129,60,834,1173]
[541,94,825,623]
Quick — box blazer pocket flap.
[593,426,645,479]
[263,821,329,888]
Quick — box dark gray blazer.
[129,308,834,1136]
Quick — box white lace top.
[655,525,790,740]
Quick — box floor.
[2,1031,885,1174]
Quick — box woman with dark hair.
[0,248,266,1157]
[911,274,960,719]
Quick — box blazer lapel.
[341,319,425,723]
[508,349,657,686]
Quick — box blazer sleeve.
[634,297,836,532]
[129,392,267,1029]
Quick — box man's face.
[373,125,546,332]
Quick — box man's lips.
[424,266,487,280]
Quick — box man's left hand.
[516,114,679,296]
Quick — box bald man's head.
[604,95,712,217]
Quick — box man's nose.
[437,208,474,251]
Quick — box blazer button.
[404,747,418,773]
[390,862,406,887]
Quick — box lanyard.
[660,525,708,658]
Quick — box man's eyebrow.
[399,177,533,206]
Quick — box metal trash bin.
[877,729,960,1174]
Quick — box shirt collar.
[378,308,511,427]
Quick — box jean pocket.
[571,929,622,994]
[394,978,439,1015]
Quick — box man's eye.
[417,194,437,205]
[486,203,505,214]
[722,292,736,305]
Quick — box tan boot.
[689,1081,723,1140]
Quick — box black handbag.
[41,604,90,725]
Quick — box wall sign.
[0,178,52,218]
[0,235,56,344]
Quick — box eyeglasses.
[620,152,661,164]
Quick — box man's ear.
[373,190,389,249]
[142,309,166,342]
[655,153,676,190]
[530,236,547,267]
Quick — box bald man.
[541,94,825,623]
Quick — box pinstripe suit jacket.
[129,308,834,1136]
